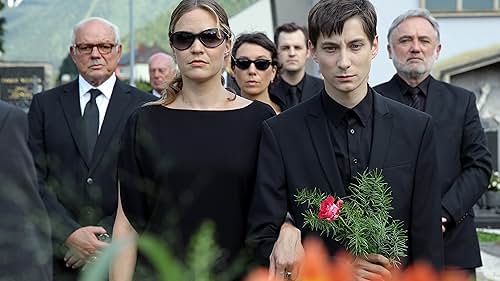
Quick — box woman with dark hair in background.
[232,32,281,113]
[109,0,275,280]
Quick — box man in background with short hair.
[148,52,176,98]
[271,22,323,110]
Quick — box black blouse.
[118,101,275,267]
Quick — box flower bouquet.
[295,169,407,266]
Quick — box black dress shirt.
[321,89,374,190]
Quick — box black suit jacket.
[0,101,52,281]
[375,75,491,268]
[247,89,443,269]
[28,78,154,278]
[270,73,324,110]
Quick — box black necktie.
[407,87,424,111]
[83,89,101,160]
[288,86,299,107]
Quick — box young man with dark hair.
[247,1,443,280]
[271,22,323,110]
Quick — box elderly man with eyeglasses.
[27,17,154,281]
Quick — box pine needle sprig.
[295,169,408,266]
[295,187,327,208]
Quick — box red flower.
[318,195,343,221]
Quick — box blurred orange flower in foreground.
[245,237,469,281]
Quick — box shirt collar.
[152,89,162,98]
[321,88,373,128]
[78,74,116,100]
[395,74,430,97]
[280,73,306,93]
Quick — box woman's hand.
[269,222,303,280]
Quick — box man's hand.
[64,226,109,268]
[353,254,392,281]
[441,217,447,233]
[269,222,304,280]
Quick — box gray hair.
[70,17,120,46]
[387,8,440,43]
[148,52,175,67]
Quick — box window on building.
[422,0,500,15]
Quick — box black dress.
[118,101,275,278]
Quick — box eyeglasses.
[169,28,227,51]
[73,43,116,55]
[232,57,274,71]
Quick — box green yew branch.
[295,169,408,266]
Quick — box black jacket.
[247,89,444,269]
[375,75,492,268]
[28,78,155,279]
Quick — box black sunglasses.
[169,28,227,51]
[232,57,274,71]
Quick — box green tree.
[0,1,6,54]
[58,53,78,84]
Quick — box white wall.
[369,0,420,85]
[229,0,274,39]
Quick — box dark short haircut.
[274,22,308,47]
[231,32,279,69]
[308,0,377,47]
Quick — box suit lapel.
[90,80,131,172]
[382,75,406,104]
[302,74,320,100]
[302,74,313,100]
[304,96,346,197]
[423,76,445,123]
[368,92,393,170]
[59,80,91,168]
[270,79,287,107]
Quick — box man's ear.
[371,35,379,59]
[69,47,77,63]
[116,44,123,57]
[308,40,318,63]
[435,43,442,60]
[306,40,312,58]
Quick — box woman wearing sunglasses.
[110,0,275,280]
[232,32,281,114]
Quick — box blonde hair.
[150,0,232,106]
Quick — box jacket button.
[86,177,94,185]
